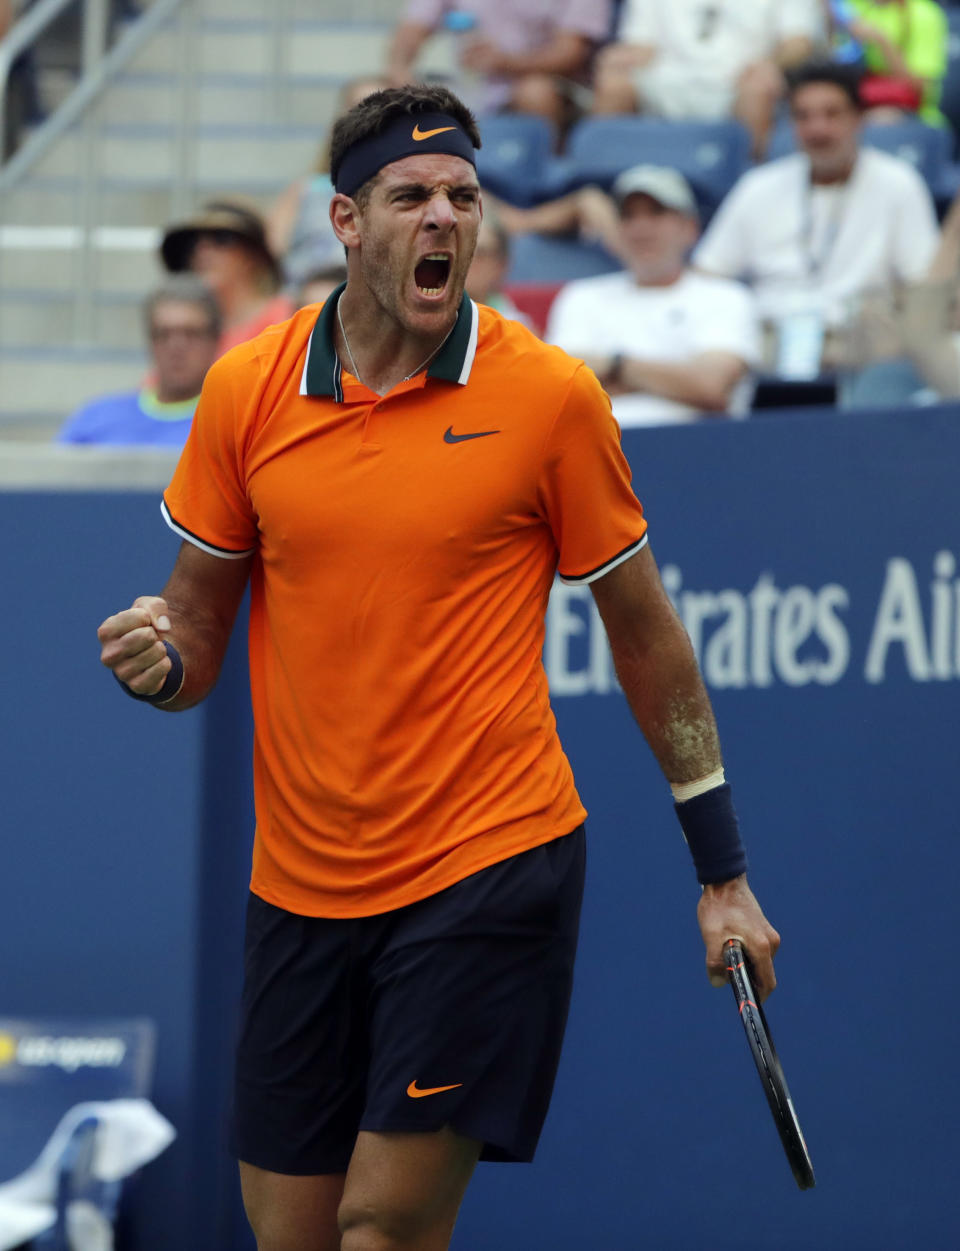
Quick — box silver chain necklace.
[336,297,454,388]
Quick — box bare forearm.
[612,633,722,783]
[907,339,960,398]
[592,554,722,784]
[615,355,739,411]
[927,203,960,282]
[774,35,814,69]
[494,33,590,78]
[153,586,237,711]
[386,21,431,80]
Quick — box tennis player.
[97,85,780,1251]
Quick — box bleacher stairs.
[0,0,453,440]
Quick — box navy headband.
[334,112,477,198]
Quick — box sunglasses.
[195,229,244,248]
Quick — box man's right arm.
[386,20,435,85]
[97,540,253,712]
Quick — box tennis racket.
[723,939,815,1190]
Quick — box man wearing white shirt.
[593,0,823,156]
[546,165,761,427]
[694,60,939,375]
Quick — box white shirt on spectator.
[693,147,939,325]
[617,0,823,118]
[546,268,761,425]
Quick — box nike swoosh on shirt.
[412,123,457,141]
[406,1080,464,1098]
[443,426,500,443]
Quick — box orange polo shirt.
[162,288,647,918]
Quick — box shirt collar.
[299,283,479,400]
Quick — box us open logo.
[0,1033,127,1072]
[0,1032,17,1068]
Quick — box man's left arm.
[589,544,781,997]
[591,350,748,412]
[462,30,594,79]
[772,0,823,68]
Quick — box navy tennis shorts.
[231,826,586,1174]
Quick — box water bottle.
[776,308,826,380]
[828,0,865,66]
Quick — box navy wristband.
[115,640,184,705]
[674,782,748,885]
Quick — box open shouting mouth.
[414,253,451,296]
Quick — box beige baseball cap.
[611,165,698,217]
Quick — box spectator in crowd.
[160,200,293,359]
[266,75,391,288]
[840,186,960,406]
[57,277,220,446]
[464,211,531,326]
[825,0,947,126]
[593,0,824,157]
[386,0,613,138]
[295,262,348,310]
[546,165,761,426]
[693,59,939,378]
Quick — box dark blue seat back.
[475,113,556,205]
[560,117,752,209]
[505,233,622,285]
[938,11,960,147]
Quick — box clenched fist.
[97,596,174,696]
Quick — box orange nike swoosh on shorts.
[406,1079,464,1098]
[412,124,457,141]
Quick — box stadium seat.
[546,117,752,211]
[475,114,557,206]
[0,1018,171,1250]
[940,11,960,151]
[504,233,622,285]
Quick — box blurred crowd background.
[4,0,960,444]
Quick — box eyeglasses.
[196,229,243,248]
[150,326,218,344]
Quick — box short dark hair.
[787,59,864,112]
[143,274,222,340]
[329,84,482,206]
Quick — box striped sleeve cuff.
[558,533,648,586]
[161,500,255,560]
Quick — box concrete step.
[93,74,344,127]
[0,293,144,351]
[0,415,70,442]
[29,122,319,184]
[126,20,453,80]
[0,351,147,422]
[0,179,275,228]
[199,0,403,20]
[0,244,163,294]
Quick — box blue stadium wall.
[1,406,957,1250]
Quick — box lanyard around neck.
[800,163,856,279]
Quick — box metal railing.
[0,0,188,187]
[0,0,191,342]
[0,0,393,347]
[1,0,110,160]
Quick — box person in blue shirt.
[57,276,222,446]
